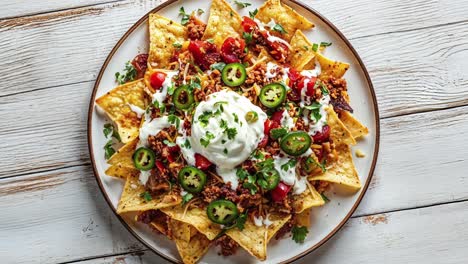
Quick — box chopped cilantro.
[303,45,309,51]
[206,38,214,44]
[200,131,215,147]
[249,8,258,18]
[223,148,228,154]
[234,1,251,8]
[197,8,204,15]
[251,150,265,160]
[115,61,137,85]
[104,140,115,159]
[167,84,176,95]
[182,139,191,149]
[243,175,258,195]
[140,191,152,202]
[306,157,327,172]
[210,62,226,71]
[233,113,239,123]
[292,226,308,243]
[225,127,237,140]
[270,127,287,140]
[163,139,176,147]
[242,31,253,44]
[220,119,228,129]
[103,123,120,141]
[168,114,180,129]
[320,82,330,96]
[172,42,182,49]
[182,193,194,205]
[236,168,250,180]
[235,211,248,230]
[304,102,322,122]
[320,42,332,47]
[272,23,287,34]
[178,7,190,25]
[312,43,319,52]
[153,100,166,113]
[321,193,330,202]
[281,159,297,171]
[198,111,213,127]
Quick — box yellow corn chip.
[202,0,242,46]
[148,14,187,69]
[289,30,316,71]
[96,79,146,143]
[255,0,314,41]
[169,219,211,264]
[326,106,356,146]
[108,138,138,167]
[162,206,222,240]
[117,174,181,214]
[308,144,361,190]
[296,209,311,228]
[226,213,291,260]
[340,111,369,139]
[105,165,139,179]
[293,185,325,213]
[316,52,350,78]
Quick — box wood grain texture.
[0,0,467,118]
[1,105,467,263]
[0,0,119,19]
[54,201,468,264]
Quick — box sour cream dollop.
[191,90,267,170]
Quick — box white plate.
[87,0,380,263]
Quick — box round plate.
[88,0,380,263]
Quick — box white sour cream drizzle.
[191,90,267,189]
[265,62,290,83]
[128,104,145,118]
[308,95,330,135]
[273,155,307,195]
[253,214,273,227]
[253,18,292,49]
[152,70,179,105]
[280,110,295,131]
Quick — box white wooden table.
[1,0,468,263]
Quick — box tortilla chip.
[202,0,242,46]
[226,213,290,260]
[293,185,325,213]
[162,206,222,240]
[308,144,361,190]
[169,219,211,264]
[296,209,311,228]
[289,30,316,71]
[148,14,187,69]
[96,79,146,143]
[108,138,138,167]
[340,111,369,139]
[316,52,350,78]
[105,165,139,179]
[255,0,314,41]
[326,106,356,146]
[117,174,181,214]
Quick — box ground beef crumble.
[215,235,239,256]
[187,16,206,40]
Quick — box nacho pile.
[96,0,368,262]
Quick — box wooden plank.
[0,166,146,264]
[68,252,167,264]
[0,0,120,20]
[0,0,467,117]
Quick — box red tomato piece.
[188,40,221,70]
[271,182,292,202]
[312,125,330,143]
[150,71,166,90]
[167,144,180,153]
[131,53,148,78]
[257,135,269,149]
[155,161,166,173]
[271,110,284,124]
[195,153,213,170]
[221,37,246,63]
[241,16,257,32]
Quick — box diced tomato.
[150,71,166,90]
[241,16,257,32]
[296,76,317,97]
[195,153,213,170]
[166,154,175,163]
[312,125,330,143]
[288,68,301,85]
[271,110,284,124]
[266,39,290,62]
[131,53,148,78]
[188,40,221,70]
[221,37,246,63]
[155,161,166,173]
[287,89,301,102]
[167,144,180,153]
[271,182,292,202]
[257,135,269,149]
[263,119,279,136]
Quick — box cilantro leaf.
[210,62,226,72]
[140,191,152,202]
[235,211,248,231]
[292,226,308,243]
[172,42,182,49]
[197,8,204,15]
[242,31,253,44]
[320,42,332,47]
[272,23,287,34]
[168,114,180,129]
[103,123,113,138]
[321,193,330,202]
[163,139,176,147]
[104,140,115,159]
[234,1,251,8]
[182,139,191,149]
[182,193,194,205]
[236,168,250,180]
[306,157,327,172]
[225,127,237,140]
[270,127,287,140]
[178,7,190,25]
[200,131,215,147]
[249,8,258,19]
[115,61,137,85]
[281,159,297,171]
[320,82,330,96]
[198,111,213,127]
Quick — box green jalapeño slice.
[221,63,247,87]
[259,83,286,108]
[206,199,239,224]
[132,147,156,171]
[178,166,207,193]
[280,131,312,156]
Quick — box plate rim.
[87,0,380,263]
